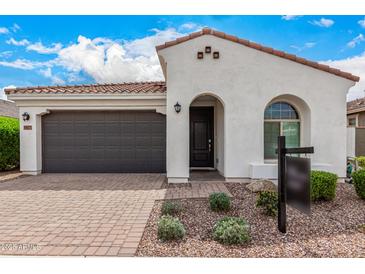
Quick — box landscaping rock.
[246,180,277,193]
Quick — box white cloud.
[0,26,199,84]
[281,15,301,21]
[0,51,12,58]
[358,18,365,28]
[0,27,9,34]
[6,38,30,46]
[7,38,62,54]
[11,23,20,32]
[347,34,365,48]
[179,22,202,31]
[0,59,47,70]
[39,67,65,85]
[309,18,334,28]
[55,28,187,83]
[322,53,365,101]
[305,42,316,48]
[290,42,316,51]
[0,85,16,100]
[26,42,63,54]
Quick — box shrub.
[352,169,365,199]
[357,156,365,169]
[0,116,19,171]
[212,217,250,245]
[157,215,186,242]
[161,201,182,216]
[256,191,278,216]
[209,192,231,211]
[310,170,338,201]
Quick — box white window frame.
[264,102,301,161]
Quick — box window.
[264,102,300,159]
[348,117,356,127]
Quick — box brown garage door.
[42,111,166,173]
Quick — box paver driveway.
[0,174,166,256]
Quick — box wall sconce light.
[174,102,181,113]
[22,112,30,121]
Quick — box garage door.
[42,111,166,173]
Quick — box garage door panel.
[42,111,166,173]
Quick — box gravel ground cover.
[136,183,365,257]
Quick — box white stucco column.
[166,97,190,183]
[19,107,47,175]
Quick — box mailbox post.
[277,136,314,233]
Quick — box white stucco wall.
[158,34,355,182]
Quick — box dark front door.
[190,107,214,167]
[42,110,166,173]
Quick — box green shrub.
[310,170,338,201]
[256,191,278,216]
[161,201,182,216]
[209,192,231,211]
[157,215,186,242]
[212,217,250,245]
[352,169,365,199]
[0,116,19,171]
[356,156,365,169]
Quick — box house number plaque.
[23,125,32,130]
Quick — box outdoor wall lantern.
[174,102,181,113]
[22,112,30,121]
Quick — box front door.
[190,107,214,167]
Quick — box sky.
[0,15,365,101]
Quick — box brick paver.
[0,173,232,256]
[165,181,232,199]
[0,174,166,257]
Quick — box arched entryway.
[189,93,225,178]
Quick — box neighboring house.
[0,99,18,119]
[6,28,360,182]
[347,97,365,157]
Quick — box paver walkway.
[0,173,231,256]
[0,174,166,257]
[165,182,231,199]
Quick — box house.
[0,99,18,119]
[347,97,365,157]
[5,28,360,182]
[347,97,365,127]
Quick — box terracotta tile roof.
[156,28,360,82]
[5,81,166,95]
[347,97,365,113]
[0,99,18,118]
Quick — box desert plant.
[310,170,338,201]
[0,116,20,171]
[356,156,365,169]
[161,201,182,216]
[352,169,365,199]
[209,192,231,211]
[256,191,278,216]
[157,215,186,241]
[212,216,250,245]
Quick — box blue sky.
[1,15,365,100]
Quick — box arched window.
[264,102,300,159]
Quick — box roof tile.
[5,81,166,95]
